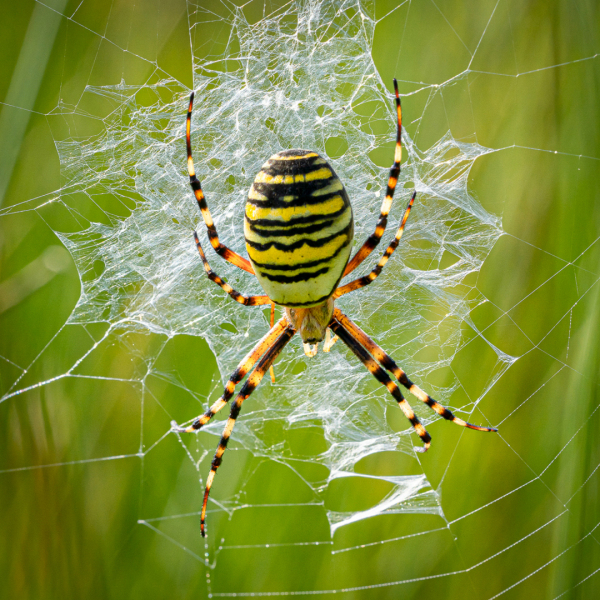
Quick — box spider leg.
[329,318,431,452]
[171,316,290,433]
[194,232,271,306]
[200,322,296,536]
[333,309,497,433]
[343,78,404,277]
[334,191,415,299]
[187,92,255,275]
[269,302,276,383]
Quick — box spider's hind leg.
[329,318,431,452]
[199,321,295,536]
[171,316,290,433]
[333,308,497,433]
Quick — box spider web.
[1,0,599,598]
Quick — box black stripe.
[246,205,348,228]
[276,149,315,157]
[249,180,340,205]
[258,266,330,283]
[249,241,349,271]
[247,219,335,237]
[248,187,347,209]
[261,160,325,177]
[265,157,318,171]
[280,291,335,307]
[246,222,352,252]
[439,407,456,421]
[230,402,243,420]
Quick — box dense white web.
[1,0,599,597]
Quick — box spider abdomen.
[244,150,354,307]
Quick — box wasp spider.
[172,80,497,536]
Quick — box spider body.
[244,150,354,308]
[174,80,497,537]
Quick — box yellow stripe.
[394,143,402,164]
[414,423,426,436]
[247,230,350,266]
[305,167,332,181]
[273,153,319,161]
[310,180,343,196]
[244,206,352,245]
[205,470,215,489]
[252,168,333,185]
[254,171,314,185]
[222,417,236,440]
[245,196,346,222]
[248,187,268,201]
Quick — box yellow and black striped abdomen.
[244,150,354,307]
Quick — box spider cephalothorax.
[173,79,497,537]
[285,298,334,345]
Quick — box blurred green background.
[1,0,599,599]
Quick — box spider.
[172,79,497,537]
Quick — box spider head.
[285,298,334,347]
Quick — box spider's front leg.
[187,92,254,275]
[343,78,405,277]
